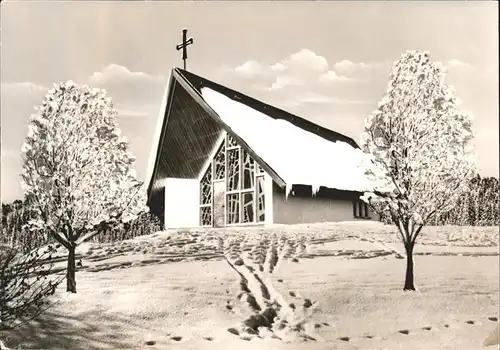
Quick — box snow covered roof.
[200,87,378,195]
[147,68,383,201]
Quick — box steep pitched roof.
[146,68,372,202]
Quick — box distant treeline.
[1,199,162,252]
[379,175,499,226]
[2,175,498,250]
[1,199,46,251]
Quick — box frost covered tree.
[360,51,476,291]
[21,81,148,293]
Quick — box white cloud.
[116,107,151,118]
[280,92,370,108]
[447,59,472,69]
[280,49,329,73]
[335,60,369,70]
[115,102,160,119]
[233,49,353,89]
[319,70,356,83]
[270,62,285,72]
[89,64,163,86]
[233,49,332,80]
[266,49,335,90]
[233,61,265,78]
[88,64,166,107]
[333,60,387,76]
[282,51,355,90]
[268,75,304,91]
[230,49,372,108]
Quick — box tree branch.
[48,230,70,250]
[410,225,423,245]
[75,183,143,245]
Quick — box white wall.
[272,184,380,225]
[164,178,200,229]
[264,173,274,224]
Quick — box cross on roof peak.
[176,28,194,71]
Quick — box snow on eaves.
[201,87,386,195]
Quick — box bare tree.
[0,243,62,332]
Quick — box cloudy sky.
[1,1,498,203]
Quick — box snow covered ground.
[1,222,498,349]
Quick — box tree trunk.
[403,242,415,291]
[66,243,77,293]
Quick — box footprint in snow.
[227,328,239,336]
[240,335,254,341]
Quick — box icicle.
[311,184,320,197]
[285,183,293,200]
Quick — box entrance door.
[213,180,225,227]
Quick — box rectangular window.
[213,143,225,180]
[256,176,265,222]
[227,148,240,191]
[227,134,238,148]
[242,192,254,223]
[241,149,255,190]
[353,199,370,219]
[227,193,240,224]
[200,167,212,205]
[200,206,212,226]
[256,164,264,174]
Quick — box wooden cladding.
[153,82,222,185]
